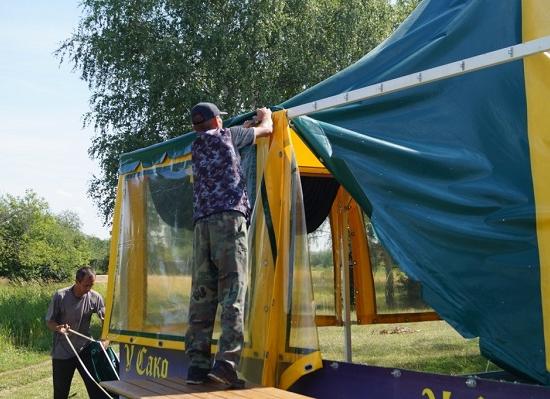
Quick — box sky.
[0,1,110,239]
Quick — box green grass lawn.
[0,357,90,399]
[0,280,107,398]
[0,279,498,397]
[318,321,498,375]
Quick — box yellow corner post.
[260,110,322,388]
[522,0,550,371]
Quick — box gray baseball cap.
[191,102,227,124]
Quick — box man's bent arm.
[253,107,273,138]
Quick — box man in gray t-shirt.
[45,266,108,399]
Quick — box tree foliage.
[58,0,420,224]
[0,191,108,282]
[87,235,111,274]
[309,250,333,268]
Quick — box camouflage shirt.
[192,126,255,222]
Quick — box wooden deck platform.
[100,378,313,399]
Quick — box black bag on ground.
[79,341,119,382]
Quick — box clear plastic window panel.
[110,161,196,339]
[307,218,336,316]
[286,173,319,352]
[363,214,432,314]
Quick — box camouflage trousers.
[185,211,248,370]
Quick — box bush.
[310,250,333,268]
[0,191,93,282]
[87,236,110,275]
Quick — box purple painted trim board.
[118,346,550,398]
[289,360,550,399]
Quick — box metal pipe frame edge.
[286,35,550,119]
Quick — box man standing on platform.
[185,103,273,386]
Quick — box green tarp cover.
[118,0,550,384]
[284,0,549,384]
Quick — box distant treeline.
[0,190,110,282]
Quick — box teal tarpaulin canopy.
[283,0,550,385]
[118,0,550,385]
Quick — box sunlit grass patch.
[318,320,499,375]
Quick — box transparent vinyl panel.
[240,122,321,388]
[307,218,336,317]
[108,111,321,387]
[363,214,432,314]
[286,174,319,354]
[109,161,195,339]
[109,145,259,343]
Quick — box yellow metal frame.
[103,153,193,350]
[320,187,439,326]
[104,109,438,375]
[523,0,550,371]
[259,111,324,387]
[102,177,123,340]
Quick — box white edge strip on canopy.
[286,35,550,119]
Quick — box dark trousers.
[52,356,110,399]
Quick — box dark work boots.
[186,366,209,385]
[207,361,245,389]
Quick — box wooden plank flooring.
[101,378,313,399]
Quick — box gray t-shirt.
[45,286,105,359]
[229,125,255,150]
[230,125,256,206]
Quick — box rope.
[66,328,120,380]
[61,329,117,399]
